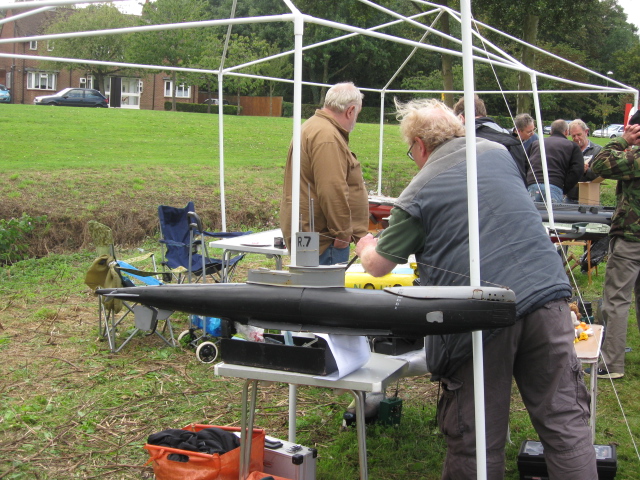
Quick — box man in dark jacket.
[453,95,529,184]
[356,98,597,480]
[526,119,584,203]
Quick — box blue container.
[191,316,222,337]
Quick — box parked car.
[34,88,109,107]
[203,98,230,106]
[0,84,10,103]
[592,124,624,138]
[542,120,570,135]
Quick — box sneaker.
[584,367,623,379]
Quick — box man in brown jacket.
[280,82,369,264]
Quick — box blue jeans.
[527,183,563,203]
[318,245,350,265]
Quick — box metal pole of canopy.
[460,1,487,478]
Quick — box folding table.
[215,353,409,480]
[209,229,289,282]
[574,324,604,441]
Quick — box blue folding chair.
[158,202,250,284]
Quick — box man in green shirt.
[589,113,640,379]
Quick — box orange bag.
[246,472,293,480]
[144,424,265,480]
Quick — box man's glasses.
[407,140,416,161]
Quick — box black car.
[34,88,109,107]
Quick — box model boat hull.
[97,283,516,337]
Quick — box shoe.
[584,367,623,379]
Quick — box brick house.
[0,8,198,109]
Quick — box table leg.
[239,379,258,480]
[288,384,297,442]
[349,390,369,480]
[222,250,231,283]
[589,362,597,442]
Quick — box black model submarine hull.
[97,283,517,337]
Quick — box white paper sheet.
[314,334,370,380]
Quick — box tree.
[43,5,139,94]
[128,0,211,111]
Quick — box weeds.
[0,213,49,265]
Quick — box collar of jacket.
[313,108,350,142]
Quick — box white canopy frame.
[1,1,638,478]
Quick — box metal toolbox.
[262,437,317,480]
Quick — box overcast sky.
[617,0,640,33]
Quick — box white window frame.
[29,40,37,50]
[164,80,191,98]
[27,72,57,90]
[47,41,54,52]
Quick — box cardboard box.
[579,177,604,205]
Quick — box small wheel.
[196,341,219,364]
[178,330,196,349]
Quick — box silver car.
[592,124,624,138]
[0,84,10,103]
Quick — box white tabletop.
[215,352,409,393]
[574,324,604,362]
[208,228,289,256]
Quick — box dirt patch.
[1,173,282,260]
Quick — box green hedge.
[163,102,241,115]
[282,102,398,124]
[282,102,318,119]
[492,115,516,131]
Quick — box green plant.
[163,101,240,115]
[0,213,48,265]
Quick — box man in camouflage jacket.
[590,115,640,379]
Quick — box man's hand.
[333,237,350,248]
[356,233,397,277]
[355,233,377,257]
[622,124,640,147]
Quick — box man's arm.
[356,234,397,277]
[591,125,640,180]
[563,145,585,193]
[311,141,356,244]
[356,207,424,277]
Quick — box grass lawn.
[1,105,639,479]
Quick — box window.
[47,41,54,52]
[29,40,37,50]
[164,80,190,98]
[27,72,57,90]
[66,89,83,98]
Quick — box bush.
[0,213,49,265]
[163,102,240,115]
[282,102,318,119]
[282,102,398,124]
[492,115,515,131]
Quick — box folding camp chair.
[86,221,176,353]
[157,202,250,284]
[157,203,250,362]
